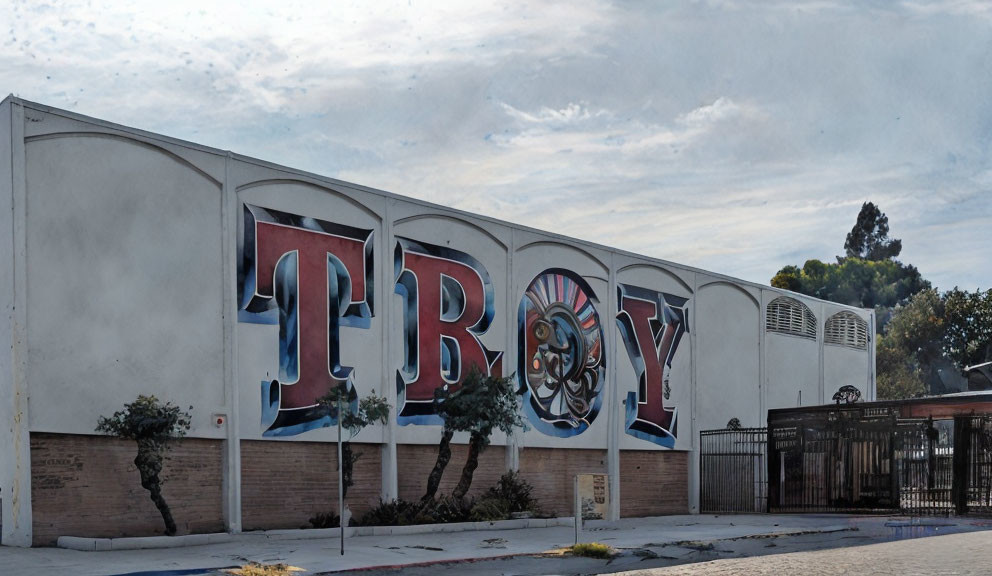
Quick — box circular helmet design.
[518,269,605,436]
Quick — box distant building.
[966,362,992,391]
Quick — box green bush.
[95,395,192,536]
[308,511,353,529]
[425,495,474,524]
[484,471,535,514]
[356,474,540,526]
[469,496,510,521]
[356,498,425,526]
[571,542,615,559]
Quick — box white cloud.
[2,0,990,291]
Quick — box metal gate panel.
[700,428,767,513]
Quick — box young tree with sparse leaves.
[96,395,192,536]
[316,384,390,498]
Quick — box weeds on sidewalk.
[570,542,615,559]
[226,562,304,576]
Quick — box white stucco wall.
[24,135,227,437]
[0,97,876,545]
[694,280,762,430]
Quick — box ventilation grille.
[766,296,817,339]
[824,311,868,350]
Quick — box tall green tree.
[875,287,992,398]
[770,257,928,310]
[771,201,989,399]
[876,289,945,398]
[844,201,903,261]
[875,333,927,400]
[942,288,992,369]
[770,202,928,327]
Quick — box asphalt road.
[612,529,992,576]
[337,518,992,576]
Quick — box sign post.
[574,475,580,545]
[338,395,345,556]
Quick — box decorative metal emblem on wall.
[832,385,862,404]
[518,269,605,437]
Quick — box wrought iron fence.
[956,415,992,515]
[700,427,768,513]
[897,418,954,514]
[768,408,909,513]
[701,409,992,516]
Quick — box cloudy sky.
[3,0,990,291]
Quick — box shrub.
[355,474,541,526]
[356,498,425,526]
[424,495,474,524]
[308,511,353,529]
[570,542,615,559]
[484,471,535,514]
[356,496,478,526]
[469,497,510,521]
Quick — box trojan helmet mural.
[518,268,605,437]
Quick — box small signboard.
[574,473,609,543]
[577,473,609,520]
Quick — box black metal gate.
[767,408,992,516]
[897,417,954,514]
[700,427,767,513]
[768,412,903,513]
[701,409,992,516]
[955,415,992,515]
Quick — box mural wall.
[616,284,689,448]
[394,237,502,425]
[235,198,699,448]
[1,98,878,546]
[238,204,374,436]
[519,269,605,438]
[232,192,872,450]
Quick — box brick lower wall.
[517,447,608,517]
[240,440,381,530]
[396,443,507,502]
[619,450,689,516]
[30,432,224,546]
[29,435,689,544]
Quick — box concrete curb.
[57,532,234,551]
[56,517,577,551]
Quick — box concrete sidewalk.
[0,514,974,576]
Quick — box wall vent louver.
[824,310,868,350]
[766,296,817,339]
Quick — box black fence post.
[952,417,970,515]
